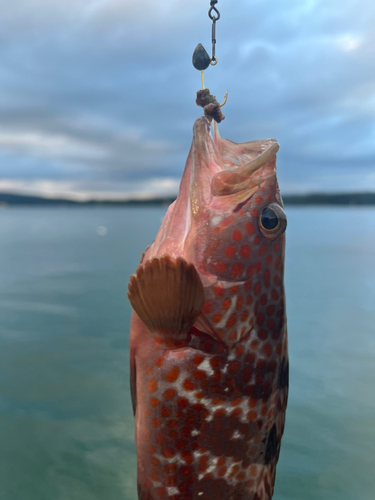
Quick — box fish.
[128,111,288,500]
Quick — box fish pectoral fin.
[127,256,204,338]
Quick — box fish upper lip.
[211,138,279,197]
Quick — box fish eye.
[260,207,279,231]
[259,203,287,239]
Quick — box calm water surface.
[0,206,374,500]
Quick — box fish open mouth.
[210,121,279,197]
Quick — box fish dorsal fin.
[128,256,204,340]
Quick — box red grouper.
[128,111,288,500]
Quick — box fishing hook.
[220,90,228,107]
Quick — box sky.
[0,0,374,200]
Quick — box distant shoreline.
[1,192,375,206]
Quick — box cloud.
[0,177,181,201]
[0,0,374,197]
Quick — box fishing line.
[192,1,227,106]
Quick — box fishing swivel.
[192,0,227,108]
[208,0,220,66]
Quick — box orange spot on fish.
[256,313,264,326]
[274,242,281,252]
[231,407,243,418]
[231,285,239,294]
[228,360,240,374]
[271,289,279,300]
[181,451,194,464]
[192,370,207,381]
[149,397,160,407]
[183,379,195,391]
[155,357,164,367]
[225,245,236,258]
[152,418,162,428]
[214,408,226,418]
[222,215,235,228]
[245,222,255,235]
[203,300,213,314]
[266,254,273,265]
[237,471,246,481]
[164,462,177,474]
[240,245,251,258]
[218,467,226,477]
[250,465,257,477]
[267,319,276,329]
[209,356,223,369]
[165,366,180,383]
[213,261,227,273]
[246,295,253,305]
[229,330,237,341]
[233,230,242,242]
[255,196,263,204]
[176,439,188,451]
[229,465,240,478]
[260,293,267,305]
[148,379,158,392]
[235,344,245,356]
[151,469,159,481]
[177,397,188,408]
[226,313,237,328]
[261,405,268,416]
[264,269,271,288]
[163,388,177,400]
[231,262,243,277]
[247,410,257,421]
[266,304,275,315]
[168,419,178,428]
[251,209,258,218]
[222,298,231,310]
[263,343,272,357]
[213,313,222,324]
[254,282,261,295]
[231,397,242,407]
[249,398,257,409]
[236,296,244,310]
[198,456,209,473]
[272,330,281,340]
[193,353,205,365]
[161,406,172,418]
[244,280,252,291]
[241,310,249,322]
[258,329,268,340]
[162,448,175,459]
[268,360,277,372]
[214,285,225,297]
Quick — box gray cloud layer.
[0,0,374,197]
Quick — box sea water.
[0,206,374,500]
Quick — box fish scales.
[128,115,288,500]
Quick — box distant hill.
[282,192,375,205]
[0,193,175,206]
[1,192,375,206]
